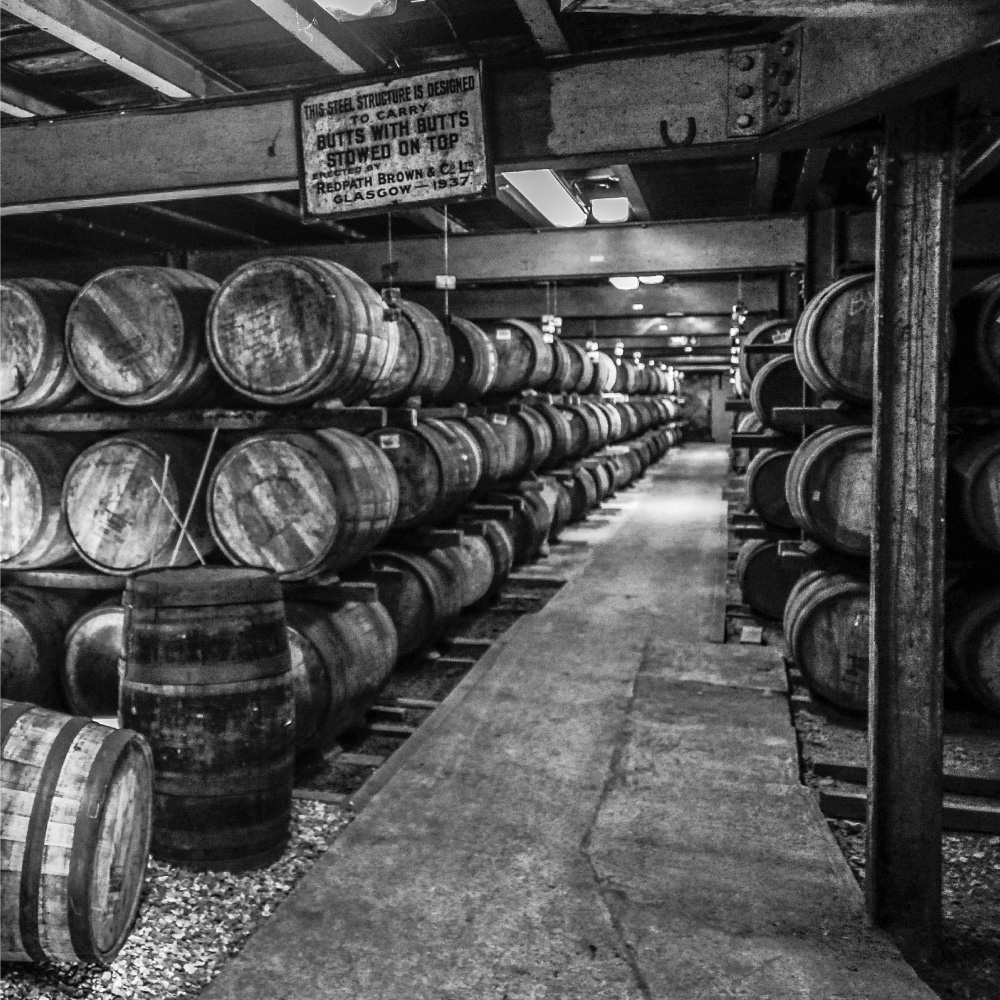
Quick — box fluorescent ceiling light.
[0,100,34,118]
[609,276,639,290]
[639,275,664,285]
[590,196,630,224]
[316,0,396,18]
[631,303,644,311]
[502,170,587,228]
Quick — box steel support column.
[866,90,957,961]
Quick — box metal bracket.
[727,28,801,138]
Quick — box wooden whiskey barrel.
[64,432,215,575]
[481,319,554,396]
[476,518,515,599]
[784,570,869,713]
[508,492,553,563]
[588,352,618,394]
[540,478,573,542]
[366,420,478,529]
[2,434,83,569]
[369,299,454,405]
[530,402,573,469]
[587,461,615,502]
[455,534,496,607]
[207,257,398,406]
[63,598,124,718]
[564,341,595,394]
[745,448,797,531]
[1,587,91,710]
[1,278,81,412]
[612,360,639,395]
[794,274,875,405]
[951,274,1000,399]
[284,598,398,753]
[750,355,805,430]
[67,267,219,408]
[949,432,1000,554]
[435,316,498,403]
[738,318,794,389]
[567,467,599,521]
[208,428,399,580]
[786,425,872,558]
[546,338,575,393]
[735,539,807,621]
[352,549,454,656]
[945,584,1000,717]
[487,410,548,480]
[456,415,505,491]
[580,401,612,449]
[120,566,294,869]
[1,700,153,965]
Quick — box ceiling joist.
[244,1,367,75]
[0,0,241,99]
[513,0,571,54]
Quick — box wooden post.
[866,91,957,961]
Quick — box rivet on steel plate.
[734,54,755,72]
[778,100,793,116]
[778,39,794,56]
[766,61,780,78]
[767,92,779,108]
[736,113,754,129]
[735,84,754,100]
[779,69,795,87]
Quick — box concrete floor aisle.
[204,443,933,1000]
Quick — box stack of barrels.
[1,256,685,924]
[731,274,999,717]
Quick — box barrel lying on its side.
[1,700,153,965]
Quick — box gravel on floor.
[1,801,351,1000]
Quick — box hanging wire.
[443,204,450,318]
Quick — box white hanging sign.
[298,64,491,218]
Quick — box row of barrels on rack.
[735,271,999,418]
[776,567,999,718]
[1,263,674,412]
[1,399,681,578]
[0,424,679,965]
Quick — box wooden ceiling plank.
[749,152,780,216]
[398,207,471,236]
[243,190,365,240]
[138,204,271,246]
[0,0,241,98]
[0,80,65,117]
[513,0,570,55]
[789,147,830,213]
[243,0,365,74]
[560,1,990,13]
[611,164,651,221]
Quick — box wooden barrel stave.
[1,700,153,965]
[455,535,496,607]
[455,415,505,491]
[738,318,794,389]
[2,434,83,569]
[481,319,554,396]
[745,448,797,531]
[369,299,454,405]
[735,539,808,620]
[1,278,81,412]
[531,401,572,469]
[63,598,124,717]
[750,355,806,430]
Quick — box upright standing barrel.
[284,598,398,753]
[1,700,153,965]
[206,257,398,406]
[368,299,454,405]
[784,570,869,713]
[120,567,295,870]
[1,278,80,411]
[785,425,872,558]
[67,267,219,408]
[794,274,875,405]
[63,432,215,574]
[435,316,498,403]
[208,428,399,580]
[2,434,83,569]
